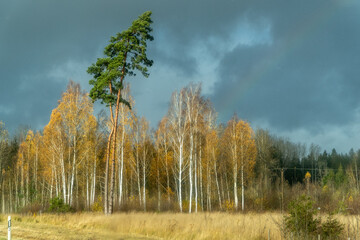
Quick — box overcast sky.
[1,0,360,153]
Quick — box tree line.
[0,80,359,214]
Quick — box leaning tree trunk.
[109,99,120,214]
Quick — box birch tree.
[155,117,173,205]
[222,116,257,211]
[167,89,187,212]
[140,117,151,211]
[57,81,94,205]
[184,83,202,213]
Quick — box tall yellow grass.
[7,212,283,239]
[2,212,360,239]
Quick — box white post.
[8,216,11,240]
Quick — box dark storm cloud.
[1,0,360,151]
[212,0,360,133]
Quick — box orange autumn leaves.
[222,117,257,211]
[15,80,258,212]
[223,118,257,179]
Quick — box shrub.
[284,195,320,238]
[48,197,72,213]
[321,215,344,240]
[224,200,234,212]
[91,196,103,212]
[284,195,345,239]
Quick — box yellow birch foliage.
[223,118,257,186]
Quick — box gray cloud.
[1,0,360,152]
[212,1,360,130]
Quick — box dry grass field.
[0,212,357,240]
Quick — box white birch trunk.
[234,170,238,211]
[9,180,12,213]
[178,140,183,212]
[35,146,38,196]
[86,166,89,209]
[241,165,244,212]
[50,169,54,199]
[15,173,18,212]
[214,158,222,209]
[60,153,66,201]
[119,128,125,206]
[165,146,170,204]
[157,165,161,211]
[136,138,142,206]
[91,152,97,205]
[199,140,203,211]
[55,166,59,197]
[26,172,29,206]
[189,134,193,213]
[21,157,24,207]
[143,155,146,212]
[194,140,198,213]
[241,132,245,212]
[207,161,211,212]
[70,135,76,205]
